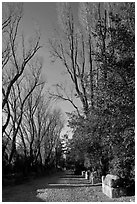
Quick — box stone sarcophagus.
[102,174,126,198]
[82,171,86,177]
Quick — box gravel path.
[2,170,135,202]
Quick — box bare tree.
[49,83,81,116]
[49,3,109,115]
[78,2,112,108]
[6,57,44,164]
[20,90,64,169]
[43,109,64,166]
[16,85,47,171]
[2,3,42,135]
[49,3,91,116]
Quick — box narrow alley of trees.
[49,2,135,188]
[2,2,135,192]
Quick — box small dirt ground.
[2,170,135,202]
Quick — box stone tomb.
[84,170,91,180]
[89,172,96,184]
[102,174,126,198]
[85,171,88,179]
[84,171,97,184]
[82,171,86,177]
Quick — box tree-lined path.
[2,2,135,202]
[2,170,134,202]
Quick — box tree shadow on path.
[2,172,64,202]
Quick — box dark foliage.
[66,2,135,186]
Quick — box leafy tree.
[61,2,135,182]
